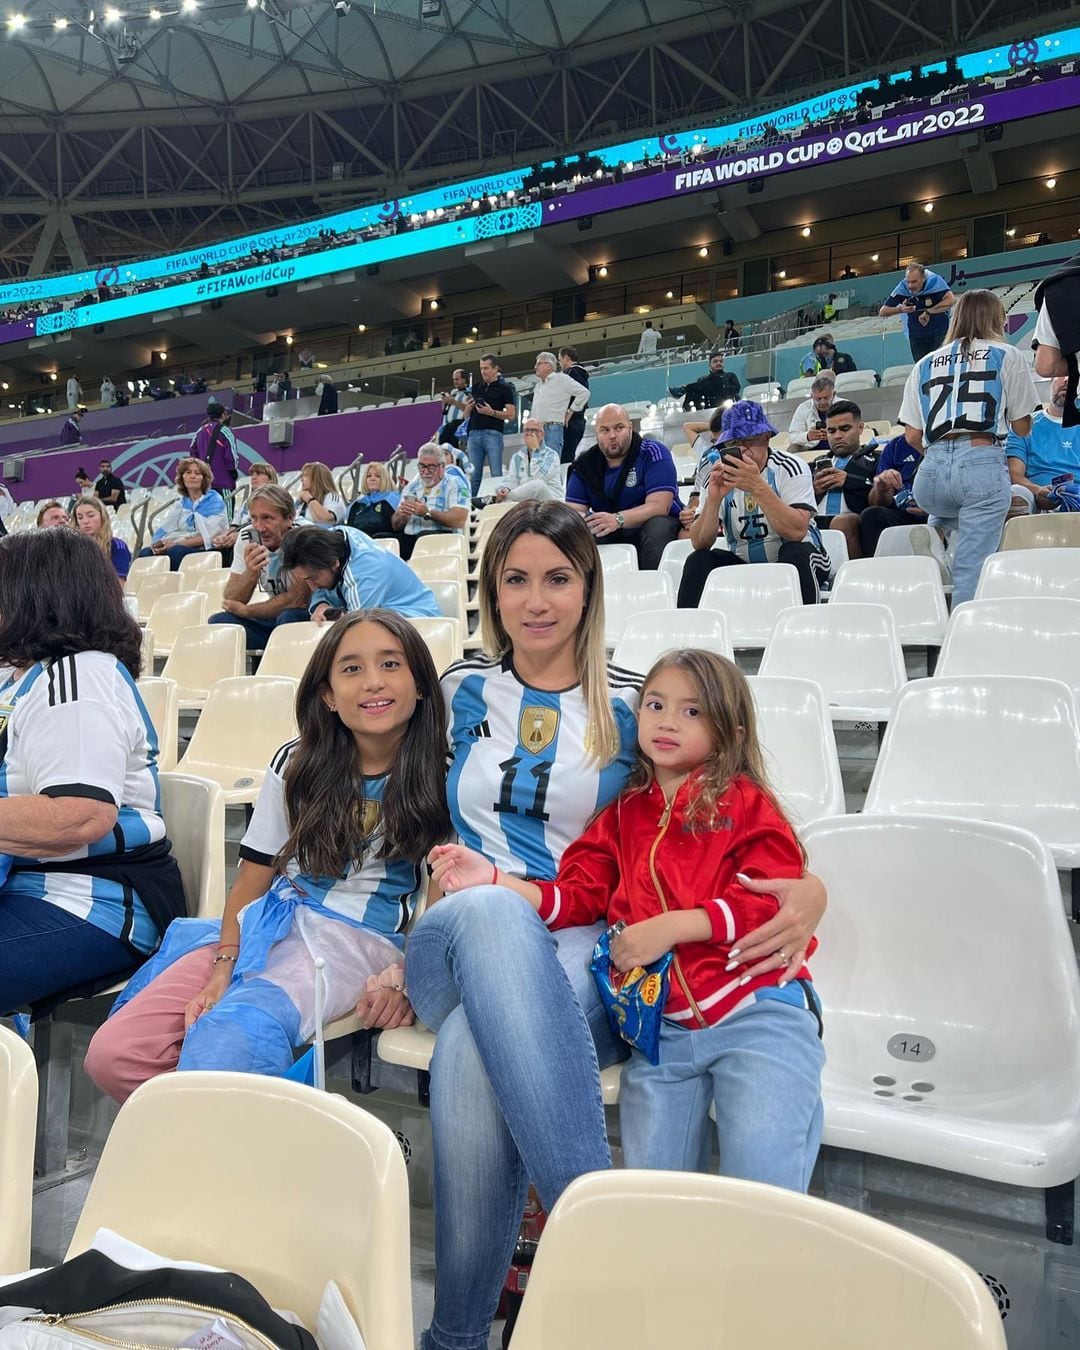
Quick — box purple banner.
[9,401,442,503]
[0,318,34,344]
[545,74,1080,222]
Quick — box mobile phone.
[322,607,346,621]
[720,446,744,466]
[810,456,832,476]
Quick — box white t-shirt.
[443,655,640,880]
[297,492,346,525]
[228,528,294,597]
[1034,307,1059,350]
[638,327,660,355]
[899,339,1039,446]
[0,653,166,952]
[238,740,421,946]
[788,398,831,450]
[712,449,824,564]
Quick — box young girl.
[431,647,824,1193]
[86,608,450,1101]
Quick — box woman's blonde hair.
[174,457,212,495]
[477,501,618,764]
[944,288,1006,353]
[73,496,113,558]
[302,461,336,501]
[631,649,804,855]
[248,462,278,484]
[363,461,394,494]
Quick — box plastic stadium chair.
[409,533,469,566]
[698,562,801,648]
[749,675,845,827]
[374,537,401,556]
[160,624,245,709]
[830,556,948,646]
[881,363,914,387]
[257,621,325,680]
[133,571,184,615]
[875,524,949,572]
[658,538,695,595]
[177,550,223,576]
[806,814,1080,1215]
[410,553,467,589]
[818,528,849,579]
[125,555,170,591]
[511,1171,1005,1350]
[759,603,906,722]
[603,572,674,647]
[159,772,227,919]
[67,1073,413,1349]
[938,597,1080,701]
[976,547,1080,601]
[864,675,1080,892]
[137,676,179,771]
[784,376,815,399]
[424,578,467,627]
[140,625,155,675]
[597,543,639,575]
[833,370,877,393]
[146,591,210,659]
[177,676,299,805]
[181,566,232,609]
[408,616,462,671]
[1002,513,1080,550]
[0,1024,36,1274]
[612,609,733,675]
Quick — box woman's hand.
[428,843,496,894]
[184,965,233,1031]
[726,872,827,985]
[355,964,415,1030]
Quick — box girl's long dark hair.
[0,529,142,677]
[276,609,450,878]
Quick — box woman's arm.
[302,493,335,524]
[0,795,117,856]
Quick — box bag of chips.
[589,925,672,1066]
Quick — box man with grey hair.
[528,350,589,457]
[209,484,309,649]
[493,418,564,503]
[390,440,470,559]
[787,372,836,451]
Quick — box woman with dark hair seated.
[138,457,228,570]
[0,530,186,1014]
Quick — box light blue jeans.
[466,429,505,496]
[912,438,1011,605]
[405,887,622,1350]
[619,991,825,1193]
[542,422,565,454]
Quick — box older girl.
[74,496,131,580]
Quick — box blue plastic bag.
[590,926,672,1066]
[1047,473,1080,513]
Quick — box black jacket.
[682,369,741,411]
[1034,253,1080,429]
[814,446,879,515]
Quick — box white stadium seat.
[784,376,815,399]
[881,364,914,387]
[976,547,1080,600]
[698,561,801,648]
[937,597,1080,700]
[612,608,733,675]
[603,572,674,647]
[749,676,845,827]
[830,556,948,646]
[597,543,639,574]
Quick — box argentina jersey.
[0,652,165,954]
[819,456,850,517]
[721,450,823,564]
[901,339,1038,447]
[443,654,640,879]
[238,741,421,947]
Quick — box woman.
[296,462,346,525]
[899,289,1039,604]
[138,457,228,570]
[74,496,131,580]
[345,461,400,537]
[213,462,279,551]
[405,501,827,1350]
[0,530,185,1013]
[36,501,69,528]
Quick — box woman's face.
[250,469,271,490]
[496,533,587,666]
[183,463,205,494]
[301,469,312,493]
[365,465,381,492]
[75,505,99,535]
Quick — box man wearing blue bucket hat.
[679,399,830,606]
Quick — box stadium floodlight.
[53,16,68,27]
[7,12,26,27]
[103,6,121,21]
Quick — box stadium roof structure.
[0,0,1071,276]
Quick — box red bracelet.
[491,863,498,886]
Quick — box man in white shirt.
[66,375,83,412]
[210,485,310,650]
[494,419,563,503]
[787,373,836,450]
[637,320,660,356]
[528,351,589,459]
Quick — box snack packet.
[589,925,672,1065]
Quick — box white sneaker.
[908,524,950,583]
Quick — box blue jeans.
[208,606,309,651]
[0,890,139,1013]
[542,422,565,454]
[912,438,1010,605]
[466,429,504,496]
[619,993,825,1193]
[405,887,621,1350]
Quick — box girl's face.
[638,665,716,787]
[496,533,586,665]
[322,621,419,746]
[365,466,380,492]
[183,464,205,494]
[75,505,99,535]
[250,469,271,489]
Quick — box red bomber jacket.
[534,774,816,1029]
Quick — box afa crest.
[519,705,559,754]
[356,798,381,839]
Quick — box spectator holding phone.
[787,373,836,450]
[209,485,310,650]
[880,263,956,363]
